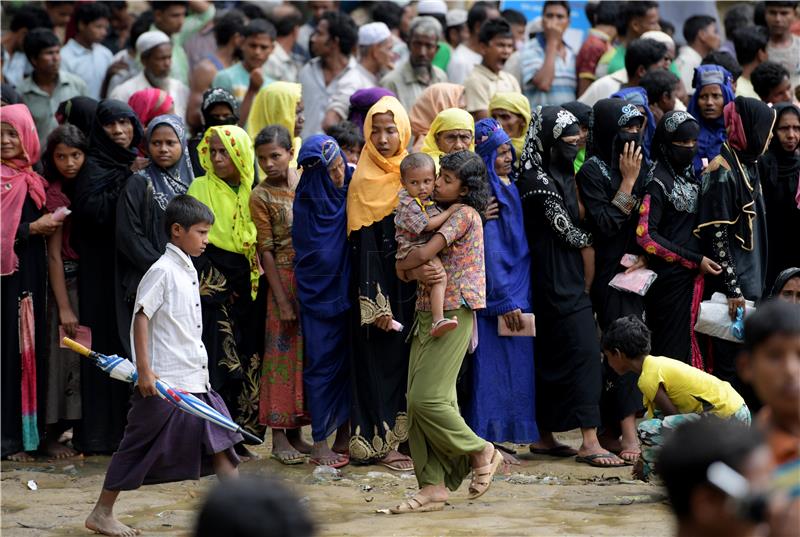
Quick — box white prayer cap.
[136,30,171,57]
[359,22,392,47]
[446,9,468,28]
[641,30,675,52]
[417,0,447,16]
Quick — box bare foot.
[310,442,348,466]
[331,424,350,455]
[286,429,312,454]
[234,443,260,462]
[43,439,79,459]
[85,509,139,536]
[499,450,520,465]
[6,451,35,462]
[379,450,414,471]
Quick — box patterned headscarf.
[138,114,194,210]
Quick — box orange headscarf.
[346,96,411,235]
[410,83,464,150]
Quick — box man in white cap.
[445,9,469,51]
[110,30,189,120]
[380,16,448,112]
[354,22,397,86]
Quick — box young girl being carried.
[395,152,464,337]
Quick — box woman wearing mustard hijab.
[489,92,531,159]
[346,96,416,470]
[247,81,304,167]
[420,108,475,170]
[187,125,265,454]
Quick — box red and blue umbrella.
[63,337,262,444]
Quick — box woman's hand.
[374,314,393,332]
[137,369,159,397]
[619,142,643,186]
[277,299,296,323]
[624,255,647,274]
[502,309,523,332]
[58,307,79,338]
[728,295,746,321]
[411,261,445,286]
[131,156,149,172]
[483,197,499,221]
[29,213,62,236]
[699,256,722,275]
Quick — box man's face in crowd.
[481,34,515,72]
[310,1,335,23]
[79,17,110,45]
[47,3,74,27]
[154,5,187,36]
[409,33,438,67]
[698,22,721,51]
[765,5,797,36]
[33,45,61,77]
[543,3,569,33]
[630,7,660,38]
[143,44,173,79]
[242,33,274,70]
[765,77,793,104]
[697,84,724,120]
[373,37,396,72]
[310,20,334,58]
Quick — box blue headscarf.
[611,87,655,162]
[688,65,735,174]
[292,135,352,319]
[475,118,532,315]
[140,114,194,208]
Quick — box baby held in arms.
[395,153,463,337]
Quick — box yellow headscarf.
[489,92,531,158]
[247,81,302,168]
[420,108,475,170]
[346,96,411,235]
[187,125,260,298]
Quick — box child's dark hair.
[439,150,490,213]
[243,18,276,40]
[43,124,88,180]
[682,15,716,46]
[658,417,764,519]
[400,152,435,178]
[75,2,111,27]
[743,299,800,353]
[543,1,570,17]
[478,18,513,44]
[751,61,790,101]
[601,315,651,358]
[324,121,364,153]
[701,51,743,81]
[164,195,215,237]
[640,68,680,105]
[732,25,768,66]
[23,28,61,62]
[255,125,293,151]
[194,476,314,537]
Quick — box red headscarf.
[1,104,48,275]
[128,88,174,128]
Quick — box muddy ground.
[1,431,674,537]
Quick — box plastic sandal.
[431,317,458,337]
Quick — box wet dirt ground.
[1,430,674,536]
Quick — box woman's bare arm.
[396,233,447,270]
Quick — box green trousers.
[407,308,486,490]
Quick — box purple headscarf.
[348,88,396,131]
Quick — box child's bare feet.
[287,429,313,454]
[43,438,79,459]
[431,317,458,337]
[6,451,35,462]
[85,507,139,536]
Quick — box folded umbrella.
[63,337,262,444]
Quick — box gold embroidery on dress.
[347,412,409,461]
[237,352,266,439]
[359,283,393,325]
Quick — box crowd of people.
[1,0,799,532]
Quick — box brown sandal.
[468,448,504,500]
[389,494,446,514]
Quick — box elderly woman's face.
[208,134,239,182]
[779,277,800,304]
[102,117,134,148]
[494,143,513,177]
[491,108,526,139]
[328,155,346,188]
[435,129,473,154]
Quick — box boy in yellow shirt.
[602,315,750,479]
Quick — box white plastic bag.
[694,292,755,343]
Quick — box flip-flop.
[270,451,306,465]
[575,453,627,468]
[431,317,458,337]
[529,445,578,457]
[468,448,504,500]
[310,454,350,469]
[378,456,415,471]
[390,494,446,514]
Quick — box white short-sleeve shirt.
[131,243,209,393]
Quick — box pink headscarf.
[1,104,47,275]
[128,88,174,128]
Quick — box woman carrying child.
[116,114,194,356]
[518,106,621,467]
[293,135,352,468]
[345,96,416,470]
[248,125,310,465]
[42,124,89,459]
[465,118,538,451]
[636,111,722,367]
[392,150,502,514]
[187,124,264,453]
[73,100,144,454]
[1,105,57,461]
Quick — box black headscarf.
[771,267,800,298]
[587,98,645,167]
[766,102,800,186]
[56,97,98,137]
[0,83,22,105]
[650,110,701,213]
[76,100,144,201]
[561,101,591,128]
[725,96,776,164]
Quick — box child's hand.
[448,203,465,214]
[137,369,159,398]
[699,256,722,275]
[58,307,79,338]
[277,299,297,323]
